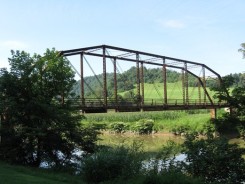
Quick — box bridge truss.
[60,45,229,113]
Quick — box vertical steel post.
[202,66,206,104]
[163,58,167,105]
[185,63,189,105]
[113,58,118,111]
[140,61,144,107]
[182,69,185,105]
[198,78,201,105]
[80,53,85,110]
[103,46,107,108]
[136,53,140,105]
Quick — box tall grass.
[82,110,212,133]
[85,111,188,123]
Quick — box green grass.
[82,110,213,133]
[0,161,82,184]
[120,82,216,103]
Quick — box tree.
[238,43,245,59]
[183,133,245,183]
[0,49,98,167]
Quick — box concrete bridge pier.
[210,108,217,119]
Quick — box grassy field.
[0,162,82,184]
[119,82,217,104]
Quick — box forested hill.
[71,67,180,97]
[71,67,245,98]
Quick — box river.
[98,132,185,153]
[98,131,245,153]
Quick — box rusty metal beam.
[60,45,103,55]
[198,79,201,104]
[202,66,206,104]
[113,58,118,111]
[103,46,107,108]
[182,69,185,105]
[80,53,85,110]
[185,63,189,105]
[140,61,144,107]
[136,53,140,105]
[163,58,167,105]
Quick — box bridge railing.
[67,98,228,108]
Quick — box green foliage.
[136,171,203,184]
[213,114,240,134]
[81,142,145,183]
[109,122,128,133]
[133,119,155,134]
[171,125,191,136]
[182,133,245,183]
[238,42,245,59]
[0,49,98,167]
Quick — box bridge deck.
[68,98,229,113]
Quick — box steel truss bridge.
[60,45,229,115]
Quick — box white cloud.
[156,19,185,29]
[0,40,28,50]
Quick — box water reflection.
[98,132,185,153]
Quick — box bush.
[237,124,245,138]
[213,114,240,135]
[133,119,154,134]
[199,123,216,136]
[82,122,107,131]
[109,122,128,133]
[81,142,144,183]
[182,133,245,183]
[171,125,191,136]
[138,171,203,184]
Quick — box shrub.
[82,122,107,130]
[171,125,191,136]
[182,133,245,183]
[109,122,128,133]
[199,123,216,136]
[138,171,203,184]
[213,114,240,135]
[81,142,144,183]
[133,119,154,134]
[237,124,245,138]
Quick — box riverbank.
[82,110,215,136]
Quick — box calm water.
[98,132,245,153]
[98,132,185,153]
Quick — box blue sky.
[0,0,245,77]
